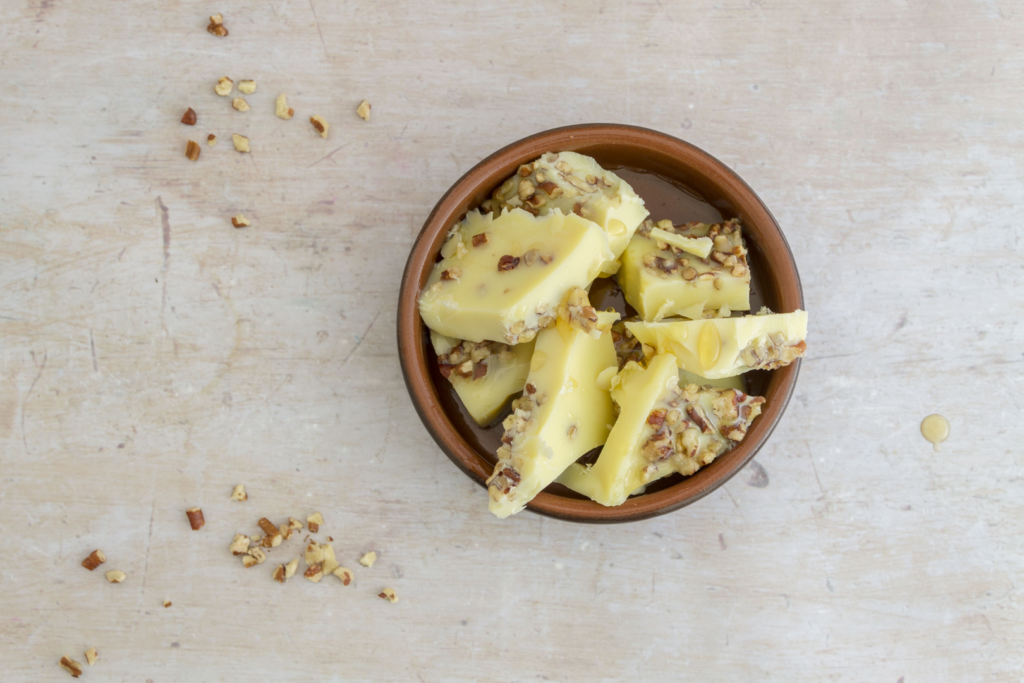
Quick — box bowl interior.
[398,125,803,523]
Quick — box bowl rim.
[397,123,803,523]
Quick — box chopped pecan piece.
[304,563,324,582]
[306,512,323,533]
[186,507,205,530]
[378,588,398,603]
[185,140,200,161]
[181,108,197,125]
[359,551,377,568]
[497,255,520,272]
[207,13,228,36]
[230,484,247,501]
[333,567,354,586]
[105,569,127,583]
[60,656,83,678]
[309,115,329,138]
[81,549,106,571]
[356,99,371,121]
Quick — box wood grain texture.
[1,1,1021,681]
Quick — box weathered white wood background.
[1,1,1021,681]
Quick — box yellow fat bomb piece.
[618,218,751,321]
[626,310,808,379]
[481,151,649,276]
[418,209,613,344]
[430,332,534,427]
[486,310,619,518]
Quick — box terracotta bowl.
[397,124,803,523]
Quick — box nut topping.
[231,97,250,112]
[229,534,251,555]
[238,79,256,95]
[185,140,201,161]
[207,13,228,36]
[356,99,371,121]
[181,108,197,125]
[378,588,399,603]
[231,484,247,501]
[275,94,295,120]
[304,563,324,582]
[186,507,205,530]
[359,551,377,568]
[60,656,83,678]
[231,134,250,153]
[105,569,127,583]
[440,267,461,281]
[497,255,520,272]
[231,215,250,228]
[333,567,354,586]
[214,76,233,97]
[306,512,323,533]
[309,115,329,138]
[81,549,106,571]
[84,648,98,666]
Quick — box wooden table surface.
[2,1,1021,681]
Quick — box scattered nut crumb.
[81,549,106,571]
[105,569,127,584]
[230,484,247,501]
[185,140,201,161]
[333,567,354,586]
[231,134,250,153]
[181,108,197,125]
[275,94,294,120]
[214,77,233,97]
[163,599,172,608]
[231,214,250,228]
[186,507,205,530]
[356,99,371,121]
[309,115,329,138]
[207,133,216,146]
[243,547,267,567]
[359,551,377,568]
[304,563,324,582]
[60,656,83,678]
[207,13,228,37]
[321,544,339,575]
[306,512,323,533]
[288,518,303,531]
[285,558,299,579]
[378,588,398,603]
[229,533,251,555]
[84,648,98,666]
[304,541,325,566]
[272,564,287,583]
[238,80,256,95]
[232,97,250,112]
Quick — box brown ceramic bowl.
[397,124,803,523]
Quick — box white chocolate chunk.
[556,354,765,506]
[431,332,534,426]
[626,310,808,379]
[618,218,751,320]
[486,310,619,518]
[418,208,613,344]
[481,151,649,275]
